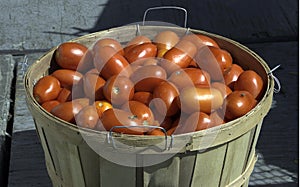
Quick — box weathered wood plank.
[0,55,15,186]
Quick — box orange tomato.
[41,100,60,113]
[94,100,113,117]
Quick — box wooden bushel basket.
[24,25,274,187]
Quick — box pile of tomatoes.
[33,30,264,136]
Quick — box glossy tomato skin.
[100,108,144,135]
[93,46,131,80]
[75,105,99,129]
[130,65,167,92]
[121,100,155,125]
[223,64,244,89]
[181,34,219,49]
[57,88,72,103]
[41,100,60,113]
[183,112,214,132]
[234,70,264,100]
[55,42,88,70]
[51,101,84,123]
[94,100,112,117]
[83,71,106,100]
[154,30,180,57]
[103,75,134,106]
[124,43,157,64]
[153,81,180,117]
[224,91,257,121]
[33,75,61,104]
[132,92,153,106]
[208,46,232,74]
[162,40,197,75]
[93,38,124,56]
[179,87,224,114]
[51,69,83,89]
[211,82,232,99]
[168,68,211,90]
[124,35,152,54]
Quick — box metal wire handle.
[268,64,281,93]
[142,6,188,28]
[107,125,173,151]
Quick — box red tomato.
[93,46,131,80]
[181,34,219,49]
[208,46,232,73]
[146,129,166,136]
[168,68,211,90]
[211,82,232,99]
[124,43,157,63]
[33,75,61,104]
[103,75,134,106]
[51,101,84,123]
[124,35,152,54]
[41,100,60,113]
[132,92,153,106]
[153,81,179,117]
[57,88,72,103]
[130,65,167,92]
[179,87,223,114]
[223,64,244,89]
[83,71,106,100]
[224,91,257,120]
[234,70,264,100]
[162,40,197,75]
[75,105,100,129]
[100,108,145,135]
[51,69,83,89]
[93,38,124,56]
[183,112,215,132]
[55,42,88,70]
[154,30,180,50]
[121,100,155,125]
[77,49,95,73]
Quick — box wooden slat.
[178,153,197,187]
[190,145,227,187]
[143,156,180,187]
[219,131,253,186]
[68,144,86,187]
[99,156,136,186]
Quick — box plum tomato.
[93,46,131,80]
[41,100,60,113]
[162,40,197,75]
[103,75,134,106]
[130,65,167,92]
[179,87,223,114]
[51,69,83,89]
[234,70,264,100]
[83,71,106,100]
[211,82,232,99]
[33,75,61,104]
[100,108,145,135]
[124,35,152,54]
[55,42,88,71]
[132,91,153,106]
[168,68,211,90]
[121,100,155,125]
[124,43,157,64]
[223,64,244,89]
[51,101,84,123]
[57,88,72,103]
[93,38,124,56]
[181,34,219,49]
[154,30,180,50]
[183,112,215,132]
[153,81,180,117]
[224,90,257,120]
[75,105,100,129]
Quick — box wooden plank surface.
[0,55,15,187]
